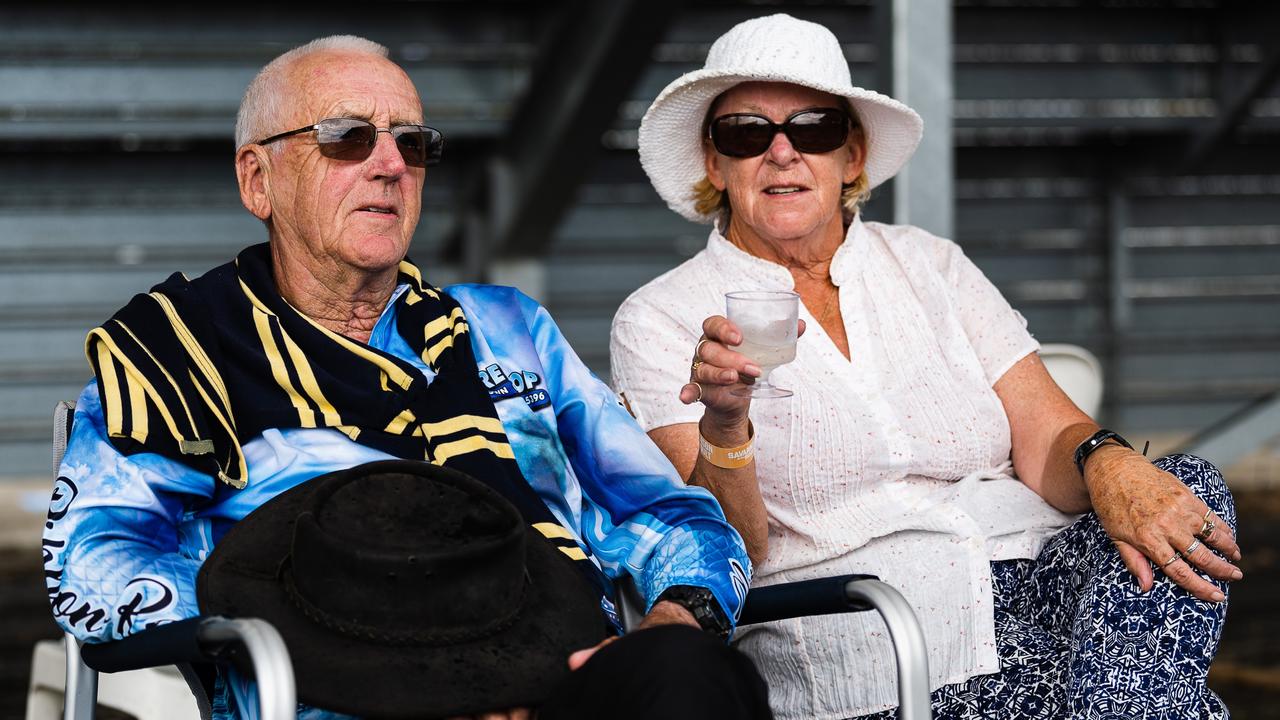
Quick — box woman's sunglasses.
[254,117,444,168]
[709,108,851,158]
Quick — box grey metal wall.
[547,1,1280,441]
[3,1,1278,478]
[0,4,537,475]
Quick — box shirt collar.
[704,215,869,288]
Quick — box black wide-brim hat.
[197,459,610,719]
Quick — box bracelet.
[698,421,754,469]
[1073,428,1133,476]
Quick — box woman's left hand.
[1085,446,1242,601]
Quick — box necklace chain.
[817,279,839,326]
[724,223,841,326]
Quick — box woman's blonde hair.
[693,101,871,221]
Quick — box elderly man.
[43,36,769,720]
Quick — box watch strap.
[654,584,732,641]
[1073,428,1133,476]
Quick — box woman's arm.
[996,352,1241,601]
[994,351,1095,513]
[649,419,767,567]
[644,315,777,568]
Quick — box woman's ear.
[843,130,867,186]
[235,146,272,221]
[704,141,727,191]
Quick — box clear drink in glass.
[725,290,799,398]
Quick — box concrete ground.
[2,477,1277,718]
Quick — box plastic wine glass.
[725,290,799,398]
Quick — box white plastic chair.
[1040,343,1105,418]
[26,637,203,720]
[32,401,932,720]
[27,401,296,720]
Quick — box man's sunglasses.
[709,108,851,158]
[254,117,444,168]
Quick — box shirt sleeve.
[516,292,752,626]
[608,290,705,432]
[934,237,1040,386]
[44,381,215,643]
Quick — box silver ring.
[1183,539,1201,557]
[1160,554,1180,568]
[692,382,704,403]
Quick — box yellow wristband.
[698,421,755,469]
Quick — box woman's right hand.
[679,316,754,421]
[680,315,805,423]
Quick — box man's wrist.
[645,599,699,628]
[654,585,732,640]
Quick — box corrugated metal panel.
[3,1,1279,476]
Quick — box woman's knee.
[1154,454,1236,529]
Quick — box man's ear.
[235,146,272,221]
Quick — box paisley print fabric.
[856,454,1234,720]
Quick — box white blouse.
[610,217,1076,719]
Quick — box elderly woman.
[610,13,1242,720]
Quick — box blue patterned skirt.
[856,454,1235,720]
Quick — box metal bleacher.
[2,1,1278,478]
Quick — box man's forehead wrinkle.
[278,52,424,130]
[325,99,424,127]
[329,100,376,120]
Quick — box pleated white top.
[611,217,1077,718]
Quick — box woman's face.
[704,82,864,248]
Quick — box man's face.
[264,51,426,277]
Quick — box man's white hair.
[235,35,390,150]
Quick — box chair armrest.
[80,617,208,673]
[617,573,931,718]
[737,573,877,625]
[739,575,933,720]
[843,579,932,720]
[79,616,296,720]
[198,617,296,720]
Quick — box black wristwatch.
[1073,429,1133,476]
[655,584,732,641]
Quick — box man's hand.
[566,600,700,671]
[446,709,531,720]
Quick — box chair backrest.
[53,401,75,477]
[46,400,213,720]
[1034,343,1105,417]
[1039,343,1104,418]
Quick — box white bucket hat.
[638,13,924,224]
